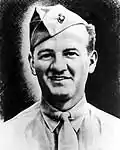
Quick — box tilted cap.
[30,4,88,52]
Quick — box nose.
[50,53,67,72]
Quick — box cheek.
[34,61,50,77]
[69,59,89,80]
[68,56,88,71]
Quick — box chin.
[50,87,75,98]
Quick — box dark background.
[0,0,120,121]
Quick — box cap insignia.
[57,13,65,24]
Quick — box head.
[28,5,98,110]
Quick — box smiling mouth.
[48,76,72,81]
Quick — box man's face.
[30,25,97,102]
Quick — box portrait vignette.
[0,0,120,121]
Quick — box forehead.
[35,25,89,51]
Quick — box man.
[0,4,120,150]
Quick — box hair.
[86,24,96,54]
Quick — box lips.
[48,76,72,81]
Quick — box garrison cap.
[30,4,89,52]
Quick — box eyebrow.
[37,49,54,55]
[37,48,79,56]
[63,48,79,52]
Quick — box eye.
[38,51,54,61]
[64,49,79,59]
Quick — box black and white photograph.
[0,0,120,149]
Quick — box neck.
[42,93,84,111]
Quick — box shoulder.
[3,101,41,128]
[0,101,43,149]
[87,103,120,148]
[87,103,120,136]
[87,103,120,124]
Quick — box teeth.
[53,77,64,79]
[49,76,71,80]
[50,77,66,80]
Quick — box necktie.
[58,112,78,150]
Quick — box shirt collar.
[40,95,89,133]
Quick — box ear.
[88,50,98,74]
[28,53,36,76]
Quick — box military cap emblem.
[57,13,65,24]
[29,4,89,51]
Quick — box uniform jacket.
[0,96,120,150]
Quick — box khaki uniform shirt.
[0,96,120,150]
